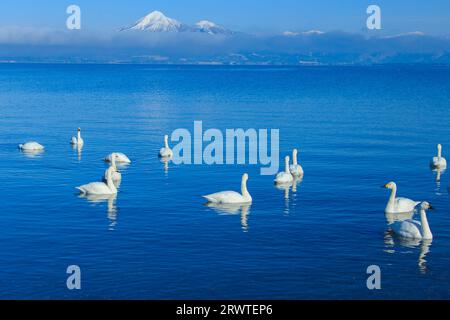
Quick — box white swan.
[289,149,304,177]
[383,181,420,214]
[203,173,252,204]
[159,134,173,158]
[103,153,122,183]
[18,141,44,151]
[391,202,434,240]
[70,128,84,146]
[275,156,294,184]
[76,166,117,195]
[430,144,447,169]
[104,152,131,164]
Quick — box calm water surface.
[0,64,449,299]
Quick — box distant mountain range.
[120,11,234,35]
[1,10,450,65]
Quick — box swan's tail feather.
[203,195,216,203]
[76,187,86,194]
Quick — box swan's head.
[242,173,249,182]
[285,155,290,163]
[293,148,298,156]
[382,181,396,189]
[421,201,434,210]
[77,127,81,132]
[164,134,169,142]
[437,143,442,151]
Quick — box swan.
[391,202,434,240]
[159,134,173,158]
[103,153,122,183]
[18,141,44,151]
[203,173,252,204]
[430,144,447,169]
[104,152,131,164]
[275,156,294,184]
[70,128,84,146]
[76,166,117,195]
[289,149,304,177]
[383,181,420,214]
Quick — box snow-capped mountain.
[383,31,425,39]
[121,11,233,35]
[282,30,325,36]
[302,30,325,35]
[121,11,188,32]
[194,20,232,35]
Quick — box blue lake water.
[0,64,449,299]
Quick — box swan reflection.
[384,231,433,274]
[431,167,445,195]
[384,210,415,225]
[206,203,251,231]
[160,157,170,173]
[71,143,82,161]
[79,193,118,230]
[20,149,44,158]
[275,177,301,214]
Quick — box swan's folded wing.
[76,182,110,195]
[203,191,242,203]
[395,197,420,212]
[392,220,422,238]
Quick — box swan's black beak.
[381,185,387,188]
[429,205,434,210]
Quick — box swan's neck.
[106,168,117,193]
[241,179,250,199]
[111,157,117,171]
[293,151,298,166]
[387,185,397,207]
[77,131,81,141]
[437,147,442,159]
[285,158,290,173]
[164,137,169,149]
[420,209,433,239]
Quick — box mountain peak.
[194,20,232,35]
[121,11,233,35]
[123,10,184,32]
[196,20,217,28]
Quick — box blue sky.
[0,0,449,35]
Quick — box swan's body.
[289,149,304,177]
[70,128,84,146]
[18,141,44,151]
[383,181,420,214]
[76,166,117,195]
[203,173,252,204]
[430,144,447,169]
[159,134,173,158]
[103,153,122,183]
[391,202,433,240]
[104,152,131,164]
[275,156,294,184]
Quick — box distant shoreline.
[1,61,449,67]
